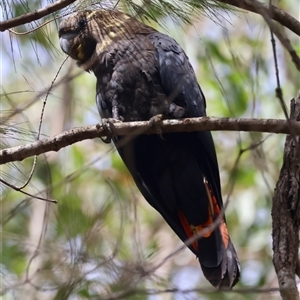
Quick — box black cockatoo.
[58,9,240,288]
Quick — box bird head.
[59,10,100,66]
[59,10,151,68]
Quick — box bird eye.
[77,19,87,28]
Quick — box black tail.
[196,180,240,288]
[199,231,240,288]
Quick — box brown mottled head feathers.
[59,10,155,67]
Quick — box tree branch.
[251,0,300,72]
[217,0,300,71]
[1,0,300,40]
[1,116,300,165]
[217,0,300,37]
[272,95,300,300]
[0,0,76,32]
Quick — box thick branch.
[272,96,300,300]
[1,116,300,165]
[0,0,76,31]
[217,0,300,37]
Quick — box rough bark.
[1,117,300,165]
[272,94,300,300]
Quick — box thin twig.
[0,178,57,203]
[267,2,296,142]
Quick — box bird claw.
[100,118,122,144]
[149,114,164,139]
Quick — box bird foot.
[100,118,122,144]
[168,103,186,119]
[149,114,164,138]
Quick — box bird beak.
[59,32,78,54]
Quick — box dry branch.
[272,96,300,300]
[0,0,75,31]
[251,0,300,72]
[218,0,300,71]
[1,116,300,165]
[218,0,300,37]
[0,0,300,39]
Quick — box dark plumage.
[58,9,240,288]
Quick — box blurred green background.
[1,0,299,299]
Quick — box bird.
[58,9,240,288]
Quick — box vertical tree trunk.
[272,93,300,300]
